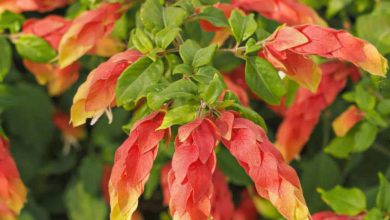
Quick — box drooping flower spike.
[70,49,143,126]
[58,3,122,68]
[261,25,388,91]
[275,61,360,162]
[109,112,168,220]
[231,0,325,26]
[332,105,364,137]
[23,60,80,96]
[52,110,86,154]
[168,118,220,220]
[0,136,27,220]
[216,111,310,220]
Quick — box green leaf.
[116,57,164,107]
[301,153,342,212]
[326,0,353,18]
[353,122,378,153]
[377,99,390,115]
[355,85,376,111]
[245,38,262,54]
[163,6,188,27]
[78,156,103,196]
[324,135,355,159]
[356,2,390,55]
[365,110,388,127]
[155,27,181,49]
[159,104,198,129]
[199,0,218,5]
[217,147,252,186]
[245,56,285,105]
[179,40,201,64]
[0,36,12,81]
[173,63,193,75]
[147,79,199,110]
[197,6,229,28]
[192,66,218,84]
[0,10,25,33]
[65,182,107,220]
[228,10,257,43]
[201,73,226,104]
[2,83,54,181]
[376,173,390,212]
[318,186,367,216]
[140,0,164,31]
[131,28,154,53]
[363,208,383,220]
[15,35,57,63]
[192,44,217,68]
[40,153,77,176]
[230,103,267,131]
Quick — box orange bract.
[232,0,325,26]
[0,137,27,220]
[275,61,360,162]
[70,50,142,126]
[109,112,167,220]
[262,25,387,91]
[58,3,122,68]
[332,105,364,137]
[169,119,220,220]
[217,111,309,220]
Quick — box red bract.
[261,25,387,91]
[216,111,309,219]
[210,169,234,220]
[70,50,142,126]
[0,137,27,220]
[0,0,70,13]
[17,0,70,12]
[168,119,219,220]
[23,15,71,50]
[312,211,364,220]
[109,112,167,220]
[23,60,80,96]
[232,0,325,26]
[232,190,258,220]
[332,105,364,137]
[275,61,360,162]
[58,3,122,68]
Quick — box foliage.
[1,0,390,220]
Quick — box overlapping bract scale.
[109,112,167,220]
[262,25,387,91]
[216,111,309,220]
[168,119,220,220]
[58,3,122,68]
[231,0,325,26]
[70,50,142,126]
[275,61,360,162]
